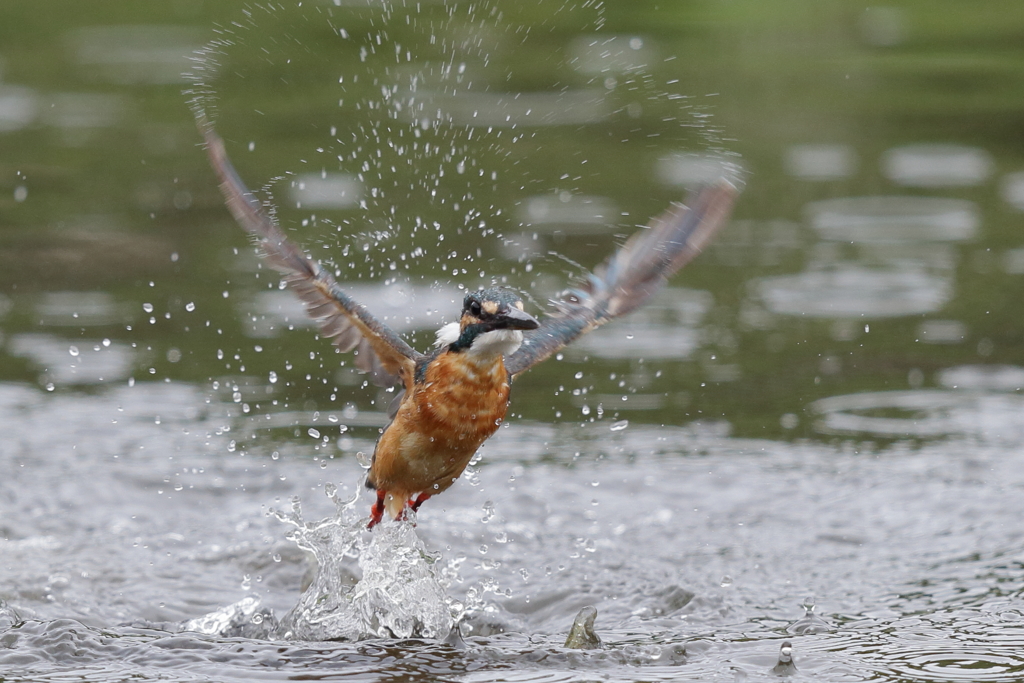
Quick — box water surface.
[3,1,1024,681]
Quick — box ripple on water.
[568,34,656,75]
[243,284,461,337]
[35,291,125,327]
[0,84,38,132]
[570,287,711,359]
[870,611,1024,682]
[881,143,994,188]
[421,89,610,128]
[7,333,134,385]
[937,364,1024,392]
[754,266,952,318]
[67,25,204,85]
[805,196,979,244]
[784,143,857,181]
[516,193,618,234]
[809,389,1024,440]
[288,173,362,210]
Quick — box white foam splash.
[272,489,458,641]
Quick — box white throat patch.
[432,321,524,357]
[433,321,461,347]
[467,329,524,358]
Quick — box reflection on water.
[1001,171,1024,211]
[755,266,951,318]
[881,144,994,188]
[7,333,133,385]
[937,364,1024,391]
[656,153,742,189]
[43,92,125,145]
[755,195,978,319]
[0,84,37,132]
[35,291,125,327]
[783,144,857,181]
[517,193,617,233]
[917,319,968,345]
[429,89,610,127]
[244,283,462,338]
[571,288,711,359]
[859,6,906,47]
[810,389,1024,439]
[289,173,362,210]
[805,196,978,243]
[568,35,655,75]
[67,25,204,85]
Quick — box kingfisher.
[198,117,738,527]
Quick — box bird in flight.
[198,117,737,527]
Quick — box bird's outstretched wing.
[198,116,422,388]
[505,179,738,378]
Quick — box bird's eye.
[469,300,482,316]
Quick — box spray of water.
[271,486,457,640]
[182,483,460,641]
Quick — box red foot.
[409,492,431,512]
[368,491,431,528]
[394,493,432,526]
[367,489,386,529]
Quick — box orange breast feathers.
[369,349,511,509]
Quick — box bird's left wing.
[199,117,423,388]
[505,179,738,378]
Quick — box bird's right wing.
[505,179,738,378]
[198,116,422,388]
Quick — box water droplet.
[581,405,591,416]
[308,428,321,439]
[45,383,55,392]
[479,544,488,554]
[720,575,733,587]
[574,371,583,379]
[102,339,111,347]
[271,451,280,461]
[268,371,278,384]
[251,613,263,624]
[185,302,195,312]
[68,346,79,357]
[610,419,629,432]
[142,303,154,313]
[481,500,495,523]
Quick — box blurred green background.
[2,0,1024,445]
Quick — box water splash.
[180,485,457,642]
[271,488,456,641]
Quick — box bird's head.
[435,287,539,355]
[460,288,538,332]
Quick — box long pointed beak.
[495,306,539,331]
